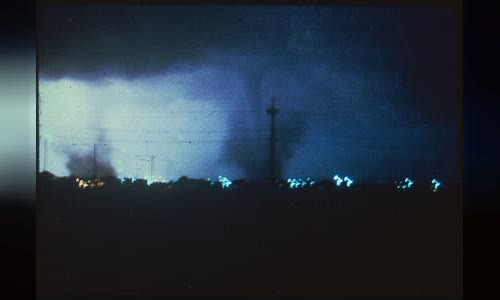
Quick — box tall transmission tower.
[136,155,157,179]
[267,96,279,182]
[71,142,102,178]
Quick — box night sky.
[38,4,460,184]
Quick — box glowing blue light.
[218,176,232,188]
[300,178,306,188]
[288,178,301,189]
[396,177,414,189]
[403,178,414,188]
[333,175,344,186]
[431,179,441,191]
[344,176,354,187]
[119,177,126,184]
[333,174,354,187]
[131,177,137,183]
[287,177,317,189]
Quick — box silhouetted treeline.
[38,171,458,194]
[37,171,462,296]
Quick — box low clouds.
[39,5,460,182]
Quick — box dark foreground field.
[36,176,462,297]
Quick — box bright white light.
[396,177,414,189]
[300,178,306,188]
[431,178,441,192]
[334,174,353,187]
[344,176,354,187]
[287,177,316,189]
[307,177,316,186]
[333,175,344,186]
[218,175,232,188]
[287,178,301,189]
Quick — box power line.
[41,126,457,143]
[136,155,157,179]
[44,126,272,134]
[42,109,338,122]
[42,134,453,149]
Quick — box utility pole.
[43,138,47,172]
[136,155,157,179]
[150,155,157,179]
[93,143,97,179]
[267,96,279,182]
[71,142,103,178]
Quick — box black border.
[32,0,471,298]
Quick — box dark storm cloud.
[39,5,290,80]
[40,5,460,181]
[40,5,459,120]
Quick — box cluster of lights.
[118,175,168,186]
[333,175,354,187]
[396,177,414,189]
[218,176,232,188]
[119,175,137,184]
[76,178,105,189]
[286,177,315,189]
[431,179,441,192]
[143,175,164,186]
[109,175,444,193]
